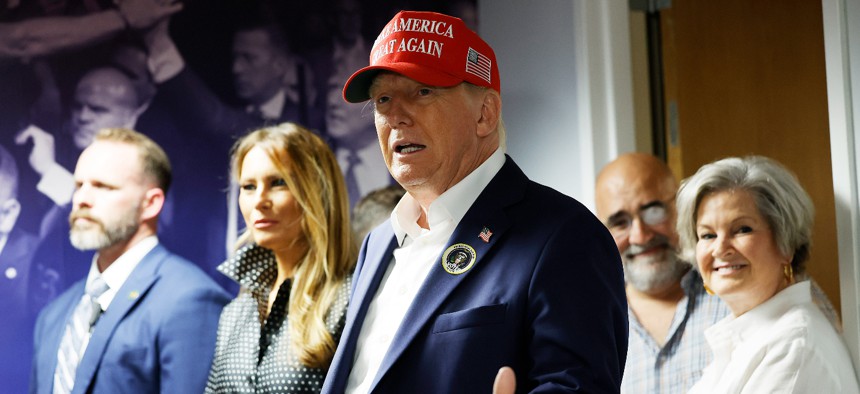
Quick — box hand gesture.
[493,367,516,394]
[117,0,183,30]
[15,125,56,176]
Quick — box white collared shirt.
[246,89,286,120]
[86,236,158,312]
[345,149,505,394]
[689,281,860,394]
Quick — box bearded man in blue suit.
[30,128,230,394]
[321,10,628,394]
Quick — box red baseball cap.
[342,10,500,103]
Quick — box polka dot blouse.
[205,244,351,393]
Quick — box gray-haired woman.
[677,156,859,393]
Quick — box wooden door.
[660,0,840,312]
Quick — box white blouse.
[689,281,860,394]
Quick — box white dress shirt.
[345,149,505,394]
[86,236,158,313]
[72,236,157,358]
[245,89,286,121]
[688,281,860,394]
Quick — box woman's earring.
[784,264,795,285]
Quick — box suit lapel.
[40,281,85,394]
[347,226,399,324]
[328,224,399,392]
[71,245,167,394]
[370,157,527,390]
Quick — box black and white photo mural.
[0,0,477,391]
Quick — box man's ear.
[140,188,165,222]
[0,198,21,233]
[476,89,502,138]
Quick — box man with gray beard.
[596,153,729,393]
[595,153,839,394]
[30,128,230,394]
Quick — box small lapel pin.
[441,243,477,275]
[478,226,493,243]
[128,291,140,300]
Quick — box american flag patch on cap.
[465,47,492,84]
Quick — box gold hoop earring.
[784,264,795,285]
[703,283,715,295]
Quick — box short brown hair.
[95,128,172,194]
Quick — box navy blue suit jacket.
[30,244,231,394]
[322,157,628,393]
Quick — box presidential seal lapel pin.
[442,243,477,275]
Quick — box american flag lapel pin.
[478,226,493,243]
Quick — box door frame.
[822,0,860,374]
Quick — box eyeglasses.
[605,199,673,240]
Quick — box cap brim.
[342,63,464,103]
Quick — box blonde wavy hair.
[231,123,357,368]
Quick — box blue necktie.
[53,276,109,394]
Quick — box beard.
[622,234,689,293]
[69,205,140,251]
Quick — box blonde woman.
[205,123,356,393]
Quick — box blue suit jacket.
[322,157,628,393]
[30,244,231,394]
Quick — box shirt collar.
[680,267,701,295]
[390,149,505,245]
[217,243,277,294]
[708,281,811,343]
[246,89,286,120]
[87,236,158,296]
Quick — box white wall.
[479,0,635,210]
[822,0,860,375]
